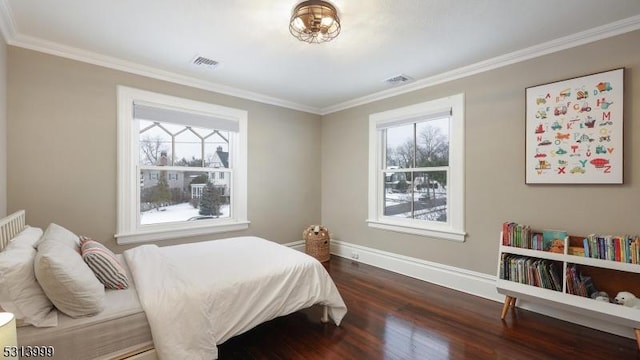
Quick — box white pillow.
[35,224,105,318]
[0,226,58,327]
[34,223,81,251]
[8,226,43,249]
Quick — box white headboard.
[0,210,26,251]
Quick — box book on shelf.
[500,254,561,292]
[568,246,585,257]
[543,229,567,253]
[531,232,543,251]
[502,222,546,250]
[565,264,597,298]
[502,222,531,248]
[502,224,640,264]
[582,234,640,264]
[582,238,590,258]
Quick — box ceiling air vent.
[192,55,219,70]
[384,74,413,86]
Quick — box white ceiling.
[2,0,640,114]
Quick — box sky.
[139,120,229,164]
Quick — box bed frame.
[0,210,158,360]
[0,210,26,251]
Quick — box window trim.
[116,86,249,244]
[367,93,465,242]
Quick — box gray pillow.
[80,236,129,290]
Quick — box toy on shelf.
[591,291,611,303]
[614,291,640,309]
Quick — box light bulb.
[321,16,334,27]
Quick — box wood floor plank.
[218,256,639,359]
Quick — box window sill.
[366,219,466,242]
[115,220,250,245]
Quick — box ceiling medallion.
[289,1,341,44]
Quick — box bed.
[16,254,154,360]
[0,210,347,359]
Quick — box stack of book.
[566,264,597,297]
[582,234,640,264]
[502,222,532,248]
[499,254,562,292]
[502,222,567,253]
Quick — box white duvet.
[124,236,347,360]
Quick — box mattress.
[17,255,153,360]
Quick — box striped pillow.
[80,236,129,290]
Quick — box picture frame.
[525,68,624,184]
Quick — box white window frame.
[367,93,465,242]
[116,86,249,244]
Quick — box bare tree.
[416,125,448,167]
[416,125,449,199]
[140,135,169,165]
[386,124,449,200]
[385,147,398,167]
[394,139,415,169]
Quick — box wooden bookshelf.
[496,231,640,350]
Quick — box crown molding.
[11,33,323,114]
[320,14,640,115]
[0,4,322,115]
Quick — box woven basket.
[303,225,330,262]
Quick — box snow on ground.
[141,202,230,225]
[385,189,447,220]
[385,189,446,203]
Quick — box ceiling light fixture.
[289,1,341,44]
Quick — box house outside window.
[116,86,248,244]
[367,94,465,242]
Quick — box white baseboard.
[284,240,305,252]
[328,239,636,339]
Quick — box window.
[367,94,465,241]
[116,86,248,244]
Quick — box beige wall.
[321,30,640,275]
[6,30,640,270]
[0,37,6,217]
[7,47,322,252]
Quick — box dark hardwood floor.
[218,256,639,359]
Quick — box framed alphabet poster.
[525,68,624,184]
